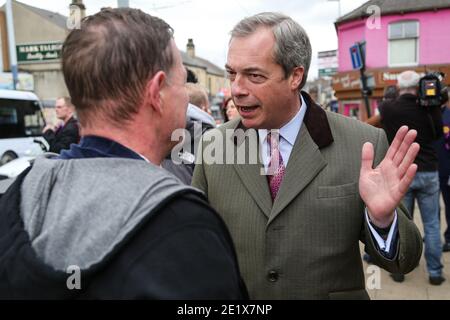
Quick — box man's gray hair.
[397,70,420,90]
[230,12,312,90]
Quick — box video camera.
[418,72,449,107]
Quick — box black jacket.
[43,116,80,153]
[379,94,443,171]
[162,117,215,185]
[0,167,248,299]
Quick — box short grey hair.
[230,12,312,90]
[397,70,420,90]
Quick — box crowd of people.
[364,70,449,285]
[0,7,448,299]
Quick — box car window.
[0,99,44,138]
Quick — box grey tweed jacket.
[192,91,422,299]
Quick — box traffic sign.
[349,44,363,70]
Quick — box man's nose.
[231,74,249,98]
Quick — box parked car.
[0,156,34,180]
[0,89,47,165]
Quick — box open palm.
[359,126,420,227]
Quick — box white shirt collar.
[258,94,308,169]
[258,94,308,146]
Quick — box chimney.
[186,38,195,59]
[117,0,130,7]
[70,0,86,19]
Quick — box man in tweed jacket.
[192,12,422,299]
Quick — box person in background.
[42,97,80,153]
[365,85,398,128]
[380,70,444,285]
[222,96,239,122]
[185,82,211,115]
[161,81,216,185]
[436,93,450,252]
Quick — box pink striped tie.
[267,131,285,201]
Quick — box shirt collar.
[258,94,308,145]
[59,135,146,161]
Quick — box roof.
[336,0,450,25]
[4,1,226,77]
[4,0,68,30]
[180,51,225,77]
[0,89,40,101]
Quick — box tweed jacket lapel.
[231,91,334,222]
[231,121,273,218]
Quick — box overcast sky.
[4,0,369,80]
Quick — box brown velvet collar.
[234,91,334,149]
[300,91,334,149]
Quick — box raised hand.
[359,126,420,227]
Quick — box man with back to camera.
[379,70,445,285]
[0,8,247,299]
[192,12,423,299]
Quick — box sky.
[3,0,369,80]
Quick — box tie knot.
[267,130,281,151]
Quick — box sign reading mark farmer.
[16,42,63,63]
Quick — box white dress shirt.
[258,94,397,253]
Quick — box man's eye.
[249,74,265,82]
[226,71,236,80]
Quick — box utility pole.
[350,41,372,118]
[5,0,18,90]
[358,41,371,118]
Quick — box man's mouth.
[238,105,259,114]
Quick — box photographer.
[379,70,444,285]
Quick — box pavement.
[362,195,450,300]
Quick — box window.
[388,21,419,66]
[0,99,44,138]
[0,107,18,125]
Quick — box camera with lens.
[418,72,449,107]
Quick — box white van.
[0,89,47,165]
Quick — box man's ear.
[144,71,167,114]
[290,66,305,91]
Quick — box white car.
[0,89,47,165]
[0,156,35,180]
[0,137,47,165]
[0,156,36,195]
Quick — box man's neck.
[275,94,303,129]
[62,114,73,124]
[399,89,417,96]
[82,125,166,165]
